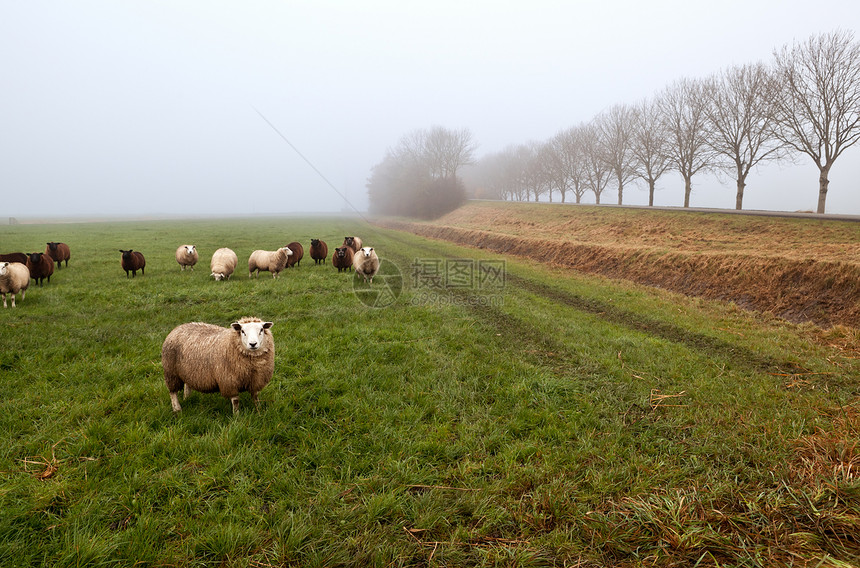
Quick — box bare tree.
[368,126,476,218]
[659,78,713,207]
[582,123,612,204]
[396,126,477,180]
[629,98,672,206]
[703,63,785,210]
[537,140,563,203]
[595,104,637,205]
[772,30,860,214]
[555,126,589,204]
[521,142,548,202]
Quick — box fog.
[2,1,859,219]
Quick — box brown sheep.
[332,246,354,272]
[45,242,71,268]
[286,241,304,268]
[342,236,363,252]
[26,252,54,286]
[0,253,28,265]
[161,316,275,414]
[309,239,328,264]
[119,249,146,277]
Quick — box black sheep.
[286,241,304,268]
[119,249,146,278]
[45,242,71,268]
[332,246,354,272]
[309,239,328,264]
[0,252,28,265]
[26,252,54,286]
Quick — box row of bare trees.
[367,126,476,218]
[469,30,860,214]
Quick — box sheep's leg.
[169,391,182,412]
[183,384,191,399]
[10,294,15,308]
[231,397,240,414]
[2,293,6,308]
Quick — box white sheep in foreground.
[248,246,293,278]
[175,245,199,271]
[210,247,238,281]
[353,246,380,283]
[161,316,275,414]
[0,262,30,308]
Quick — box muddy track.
[375,219,860,329]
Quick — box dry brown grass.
[374,202,860,329]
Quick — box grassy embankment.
[376,201,860,328]
[0,213,858,567]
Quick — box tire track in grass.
[384,236,800,377]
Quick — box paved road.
[469,199,860,223]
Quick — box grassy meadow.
[0,215,858,567]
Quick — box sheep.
[161,316,275,414]
[45,242,70,268]
[332,246,354,272]
[342,236,363,252]
[248,246,293,278]
[26,252,54,286]
[0,262,30,308]
[175,245,199,271]
[286,241,304,268]
[0,253,28,265]
[309,239,328,264]
[210,247,238,281]
[353,246,380,283]
[119,249,146,277]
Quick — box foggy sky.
[2,0,859,219]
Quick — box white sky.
[1,0,859,218]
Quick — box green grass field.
[1,216,858,567]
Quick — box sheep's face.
[232,320,274,352]
[359,247,374,258]
[0,262,8,276]
[335,247,346,258]
[211,272,226,281]
[28,252,43,264]
[311,239,319,246]
[185,245,196,255]
[279,246,293,256]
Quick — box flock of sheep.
[2,234,381,415]
[161,235,380,414]
[155,236,380,283]
[0,242,69,307]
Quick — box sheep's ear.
[263,322,273,329]
[231,322,242,331]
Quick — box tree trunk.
[683,175,692,208]
[735,177,746,210]
[617,179,623,205]
[648,179,655,207]
[817,163,831,214]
